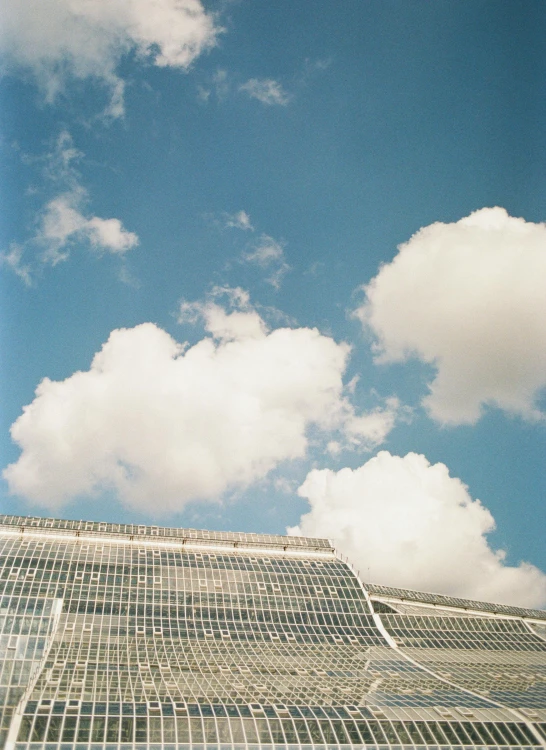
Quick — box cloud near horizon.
[0,0,220,117]
[355,207,546,425]
[4,296,403,512]
[289,451,546,609]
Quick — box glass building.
[0,514,545,749]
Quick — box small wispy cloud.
[300,57,332,83]
[198,68,230,104]
[225,210,254,231]
[239,78,290,106]
[212,69,229,99]
[1,244,32,286]
[198,72,290,108]
[1,131,138,282]
[242,234,290,289]
[343,396,412,451]
[38,190,138,265]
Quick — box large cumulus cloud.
[355,207,546,424]
[4,299,402,512]
[290,451,546,608]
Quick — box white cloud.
[86,216,139,253]
[273,476,298,494]
[225,210,254,231]
[196,85,211,103]
[211,68,229,100]
[38,192,87,264]
[3,305,345,512]
[343,396,410,450]
[0,0,220,116]
[0,244,32,286]
[42,130,83,180]
[244,237,284,264]
[242,234,290,289]
[301,57,332,78]
[290,451,546,608]
[239,78,290,106]
[355,207,546,425]
[197,68,230,104]
[4,294,405,512]
[4,132,138,277]
[38,193,138,264]
[177,290,267,341]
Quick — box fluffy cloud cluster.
[290,451,546,608]
[4,297,402,512]
[0,0,219,116]
[355,207,546,424]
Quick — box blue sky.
[1,0,545,606]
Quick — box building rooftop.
[0,513,333,551]
[1,513,544,621]
[366,581,546,623]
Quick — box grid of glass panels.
[0,514,545,749]
[366,582,546,622]
[0,595,61,747]
[0,515,331,552]
[370,596,546,747]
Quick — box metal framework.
[0,514,545,749]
